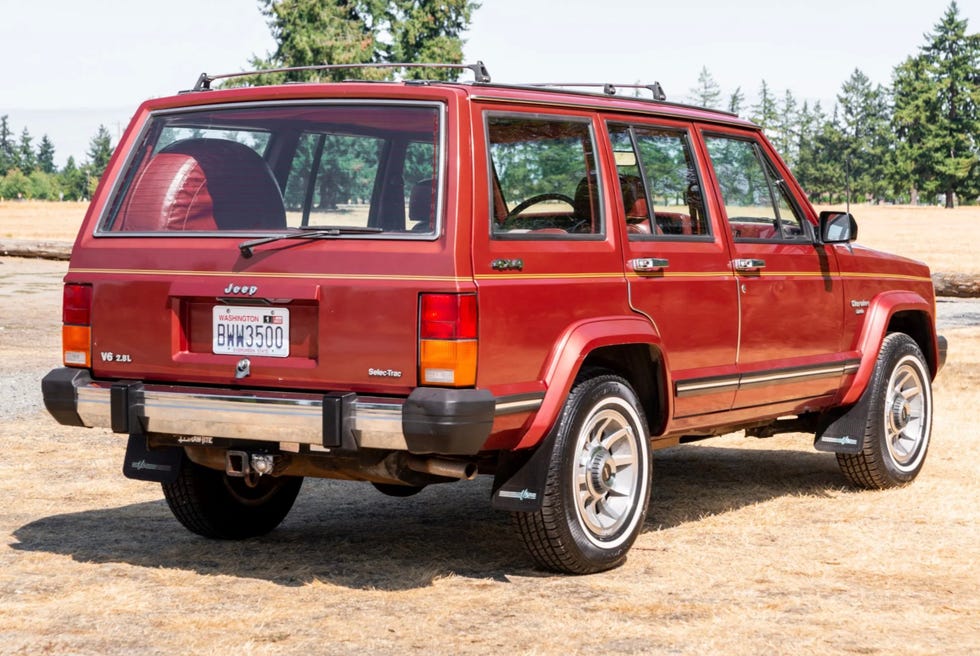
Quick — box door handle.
[629,257,669,272]
[733,258,766,271]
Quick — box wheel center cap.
[588,447,615,494]
[891,397,911,430]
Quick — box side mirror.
[819,211,858,244]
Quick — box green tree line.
[6,1,974,208]
[0,119,114,201]
[689,2,979,207]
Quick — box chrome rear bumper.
[42,368,499,455]
[78,383,405,449]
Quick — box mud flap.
[491,433,556,513]
[122,433,183,483]
[813,385,872,455]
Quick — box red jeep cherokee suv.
[42,63,947,574]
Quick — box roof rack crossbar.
[192,61,491,91]
[526,82,667,102]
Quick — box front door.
[701,131,846,410]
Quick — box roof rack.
[526,82,667,102]
[191,61,492,91]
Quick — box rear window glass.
[100,103,443,236]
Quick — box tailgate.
[73,243,462,395]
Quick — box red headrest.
[115,138,285,232]
[117,153,217,231]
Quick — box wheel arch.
[841,290,938,406]
[580,343,668,436]
[887,309,939,374]
[513,315,669,449]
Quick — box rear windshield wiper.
[238,225,384,258]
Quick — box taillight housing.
[419,293,477,386]
[62,283,92,367]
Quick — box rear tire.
[162,457,302,539]
[513,374,652,574]
[837,333,933,489]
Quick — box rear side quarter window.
[486,114,603,239]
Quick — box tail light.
[419,293,477,387]
[62,283,92,367]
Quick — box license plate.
[212,306,290,358]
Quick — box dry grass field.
[0,202,978,655]
[814,204,980,275]
[0,201,90,242]
[1,200,979,274]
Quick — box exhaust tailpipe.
[407,456,478,481]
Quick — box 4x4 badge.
[491,258,523,272]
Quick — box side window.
[608,124,710,238]
[487,114,602,238]
[703,135,808,241]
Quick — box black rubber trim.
[402,388,495,455]
[41,367,90,427]
[937,335,948,372]
[110,381,145,434]
[322,392,356,449]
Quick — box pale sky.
[1,0,976,165]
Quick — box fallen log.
[932,272,980,298]
[0,239,73,261]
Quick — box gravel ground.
[936,296,980,329]
[0,257,64,421]
[1,255,975,423]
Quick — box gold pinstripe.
[69,268,932,285]
[475,272,623,281]
[68,268,469,283]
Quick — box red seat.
[116,139,285,232]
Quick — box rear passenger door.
[701,130,846,409]
[470,108,630,404]
[607,121,740,419]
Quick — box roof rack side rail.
[190,61,492,91]
[526,82,667,101]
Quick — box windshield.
[100,102,443,237]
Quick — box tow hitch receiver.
[225,451,281,483]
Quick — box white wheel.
[513,374,651,573]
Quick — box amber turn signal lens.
[62,325,91,367]
[419,339,477,387]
